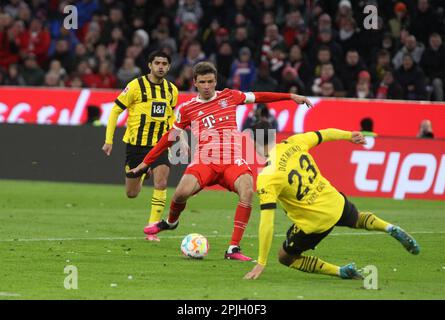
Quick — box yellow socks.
[290,256,340,277]
[148,189,167,224]
[355,212,391,232]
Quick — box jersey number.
[287,155,318,201]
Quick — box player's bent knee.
[278,248,299,266]
[154,180,168,190]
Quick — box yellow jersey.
[256,129,353,265]
[105,76,179,147]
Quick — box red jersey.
[173,89,247,164]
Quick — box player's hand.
[290,94,313,108]
[244,264,265,280]
[127,162,150,178]
[351,131,367,145]
[102,143,113,156]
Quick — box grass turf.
[0,179,444,300]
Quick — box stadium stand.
[0,0,444,101]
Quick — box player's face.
[194,73,217,100]
[149,57,170,79]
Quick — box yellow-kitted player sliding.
[245,124,420,280]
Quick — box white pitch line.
[0,231,443,243]
[0,292,21,297]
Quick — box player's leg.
[144,164,214,235]
[337,194,420,255]
[224,172,254,261]
[278,224,363,279]
[124,144,147,198]
[144,164,170,241]
[149,164,169,223]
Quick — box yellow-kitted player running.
[102,50,179,241]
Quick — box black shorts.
[282,194,359,256]
[125,144,170,177]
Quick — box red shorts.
[184,161,252,192]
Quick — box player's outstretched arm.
[244,208,275,280]
[251,92,313,108]
[102,104,125,156]
[127,128,182,177]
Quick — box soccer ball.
[180,233,209,259]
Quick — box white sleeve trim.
[244,92,256,104]
[172,123,184,131]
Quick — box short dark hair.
[148,50,171,64]
[360,117,374,132]
[193,61,217,80]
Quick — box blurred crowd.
[0,0,444,102]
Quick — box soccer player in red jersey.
[129,62,313,261]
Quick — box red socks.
[231,202,252,246]
[168,201,186,224]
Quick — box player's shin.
[167,200,186,225]
[355,212,392,232]
[149,189,167,224]
[289,256,340,277]
[230,201,252,247]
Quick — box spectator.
[230,26,256,61]
[369,49,393,86]
[108,26,128,71]
[339,49,367,92]
[375,68,404,100]
[311,63,344,97]
[281,10,305,48]
[242,103,278,132]
[182,41,206,69]
[252,61,278,92]
[65,74,84,88]
[395,54,427,100]
[417,119,434,138]
[337,16,361,54]
[228,46,256,91]
[310,27,343,65]
[175,0,203,28]
[18,18,51,67]
[392,35,425,69]
[285,44,310,84]
[21,54,44,86]
[260,24,287,64]
[50,38,75,74]
[388,2,410,41]
[101,6,129,44]
[48,59,67,81]
[409,0,442,45]
[209,41,234,87]
[175,64,194,92]
[320,81,335,97]
[44,71,64,87]
[202,22,228,54]
[278,65,305,94]
[420,33,445,101]
[4,63,25,86]
[350,72,374,99]
[117,57,141,88]
[309,46,332,79]
[0,14,22,69]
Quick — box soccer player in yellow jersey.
[102,51,179,241]
[245,124,420,280]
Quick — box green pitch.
[1,179,444,300]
